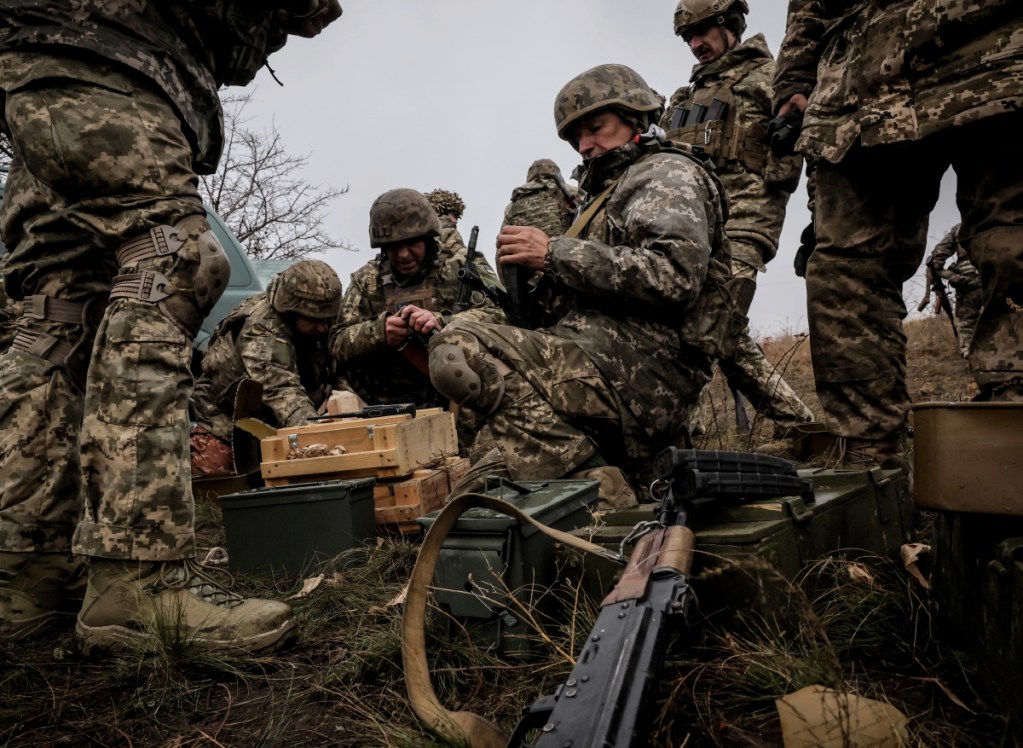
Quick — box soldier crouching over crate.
[429,63,749,509]
[190,260,345,476]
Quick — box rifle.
[768,108,803,157]
[307,402,416,421]
[731,385,752,434]
[454,226,504,313]
[918,267,958,338]
[507,448,814,747]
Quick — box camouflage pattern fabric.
[0,1,333,172]
[501,175,575,239]
[436,214,465,254]
[927,225,983,358]
[661,33,811,429]
[0,257,18,353]
[775,0,1023,440]
[192,292,338,443]
[434,139,726,482]
[330,243,506,407]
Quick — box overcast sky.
[241,1,960,336]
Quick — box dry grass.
[1,317,1011,747]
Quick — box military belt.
[23,294,85,324]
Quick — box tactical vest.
[380,264,445,314]
[665,58,772,175]
[504,180,575,237]
[567,142,753,360]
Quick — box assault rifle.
[308,402,416,421]
[507,448,813,747]
[917,267,958,338]
[454,226,504,313]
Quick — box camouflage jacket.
[661,34,801,267]
[774,0,1023,163]
[330,244,506,406]
[928,224,981,292]
[547,139,730,443]
[193,292,335,441]
[437,214,465,254]
[0,1,335,172]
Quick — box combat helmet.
[268,259,343,320]
[527,159,561,182]
[369,188,442,249]
[425,189,465,220]
[554,64,663,144]
[674,0,748,39]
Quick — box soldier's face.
[293,316,329,337]
[383,238,427,278]
[684,22,734,63]
[572,111,639,161]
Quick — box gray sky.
[243,1,960,336]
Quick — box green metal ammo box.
[419,478,599,658]
[219,477,376,577]
[558,467,913,619]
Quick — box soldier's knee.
[110,215,230,338]
[429,330,509,416]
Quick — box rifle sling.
[563,180,620,240]
[401,492,621,747]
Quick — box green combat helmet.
[527,158,561,182]
[369,188,442,248]
[425,189,465,221]
[674,0,748,39]
[268,259,342,320]
[554,64,663,144]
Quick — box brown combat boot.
[76,559,296,654]
[0,551,87,640]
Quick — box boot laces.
[151,559,244,609]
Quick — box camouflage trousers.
[432,319,707,483]
[808,112,1023,442]
[0,53,210,560]
[707,259,814,430]
[953,281,983,359]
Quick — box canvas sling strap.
[562,179,620,240]
[401,491,622,748]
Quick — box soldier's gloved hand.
[793,220,815,278]
[399,304,441,336]
[285,0,343,38]
[384,313,412,348]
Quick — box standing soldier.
[331,188,506,416]
[190,260,344,475]
[430,64,743,507]
[924,224,983,359]
[498,159,578,329]
[663,0,814,443]
[0,2,343,649]
[424,188,466,253]
[774,0,1023,466]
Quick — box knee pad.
[110,215,230,338]
[429,330,509,416]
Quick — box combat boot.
[568,465,638,510]
[834,437,913,492]
[0,551,87,640]
[76,559,296,654]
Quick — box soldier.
[774,0,1023,465]
[429,64,738,508]
[925,224,982,359]
[190,260,344,476]
[424,188,466,252]
[663,0,814,443]
[0,2,342,649]
[497,159,578,329]
[330,188,506,414]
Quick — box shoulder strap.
[563,180,619,240]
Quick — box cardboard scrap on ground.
[776,685,909,748]
[900,543,931,590]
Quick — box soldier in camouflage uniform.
[0,253,18,353]
[331,188,506,415]
[0,1,342,650]
[926,224,983,359]
[430,64,738,507]
[425,188,466,253]
[774,0,1023,464]
[663,0,814,440]
[190,260,343,475]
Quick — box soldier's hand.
[399,304,441,336]
[286,0,343,38]
[778,93,808,117]
[497,226,550,271]
[384,313,411,348]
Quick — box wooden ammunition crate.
[374,457,470,535]
[259,409,457,487]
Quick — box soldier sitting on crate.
[428,64,744,509]
[190,260,345,476]
[330,188,506,450]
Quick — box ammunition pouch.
[669,120,769,175]
[678,257,755,361]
